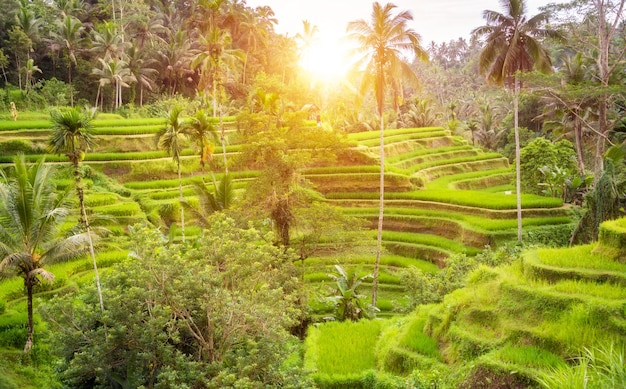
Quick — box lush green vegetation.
[1,0,625,386]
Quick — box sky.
[243,0,569,80]
[245,0,568,44]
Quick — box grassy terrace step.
[361,215,493,248]
[395,149,481,170]
[327,189,563,210]
[415,157,510,181]
[387,145,475,164]
[123,171,260,190]
[522,245,626,285]
[308,172,415,193]
[348,128,451,148]
[426,168,513,190]
[347,127,447,142]
[452,172,514,191]
[344,207,571,232]
[408,153,505,173]
[381,231,481,256]
[332,198,569,220]
[301,254,439,274]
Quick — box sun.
[300,35,352,82]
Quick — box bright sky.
[245,0,568,80]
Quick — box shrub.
[520,137,578,195]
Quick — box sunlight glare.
[300,35,352,82]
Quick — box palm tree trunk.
[178,162,185,242]
[220,105,228,175]
[372,112,384,307]
[514,75,522,242]
[75,164,105,312]
[68,64,74,106]
[24,280,33,353]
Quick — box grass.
[328,189,563,210]
[535,245,626,272]
[302,254,439,274]
[305,320,382,375]
[427,168,513,190]
[398,312,442,360]
[405,153,504,174]
[381,231,481,255]
[344,207,571,232]
[550,279,626,300]
[495,345,566,369]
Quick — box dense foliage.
[41,216,309,388]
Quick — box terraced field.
[305,217,626,387]
[0,115,573,319]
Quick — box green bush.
[520,137,578,195]
[0,139,45,155]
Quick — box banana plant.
[325,265,378,322]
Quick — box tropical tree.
[295,20,319,72]
[91,57,135,110]
[181,174,233,229]
[49,107,104,312]
[347,2,427,306]
[191,26,244,174]
[156,106,188,241]
[188,108,219,171]
[0,156,87,353]
[125,44,158,106]
[22,58,41,93]
[473,0,560,242]
[49,14,85,106]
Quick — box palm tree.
[181,174,233,229]
[49,107,104,313]
[347,2,427,306]
[191,26,244,175]
[296,20,319,71]
[473,0,560,242]
[0,156,88,353]
[188,108,219,171]
[22,58,41,93]
[156,106,188,241]
[50,14,85,106]
[92,57,135,110]
[126,44,158,106]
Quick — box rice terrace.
[0,0,624,388]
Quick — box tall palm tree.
[191,26,244,174]
[126,44,158,106]
[22,58,41,93]
[156,106,188,241]
[347,2,427,306]
[49,107,104,313]
[0,156,88,353]
[473,0,560,242]
[92,57,135,110]
[296,20,319,71]
[50,14,85,106]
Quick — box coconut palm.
[473,0,560,242]
[191,26,244,175]
[347,2,427,306]
[0,156,88,353]
[92,57,135,110]
[49,14,85,106]
[156,106,188,241]
[22,58,41,93]
[49,107,104,312]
